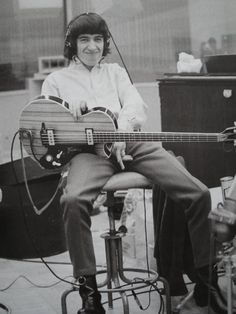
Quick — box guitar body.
[19,96,117,169]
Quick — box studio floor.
[0,189,236,314]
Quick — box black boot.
[194,265,235,314]
[77,275,105,314]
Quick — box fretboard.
[92,131,223,143]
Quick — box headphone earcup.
[65,41,71,47]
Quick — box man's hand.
[70,101,88,120]
[112,142,133,170]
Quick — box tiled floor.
[0,189,236,314]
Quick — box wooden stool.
[61,172,171,314]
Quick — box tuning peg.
[52,161,62,167]
[56,151,63,159]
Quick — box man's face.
[76,34,104,67]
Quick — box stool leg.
[104,238,114,308]
[158,276,172,314]
[117,237,133,284]
[102,191,170,314]
[108,236,129,314]
[61,287,75,314]
[116,231,172,314]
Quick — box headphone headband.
[64,12,111,59]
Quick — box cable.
[109,31,133,85]
[19,133,61,215]
[9,131,82,289]
[11,258,107,270]
[11,131,165,314]
[101,280,164,314]
[0,275,74,292]
[17,259,72,265]
[207,221,219,314]
[143,189,150,275]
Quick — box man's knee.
[194,185,211,208]
[199,186,210,200]
[61,190,78,207]
[60,191,91,219]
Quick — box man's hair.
[64,12,111,60]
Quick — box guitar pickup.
[40,122,55,146]
[85,128,94,145]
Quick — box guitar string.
[39,132,221,138]
[36,137,220,141]
[36,135,221,141]
[34,136,221,141]
[26,130,223,143]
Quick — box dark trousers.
[60,142,211,278]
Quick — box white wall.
[0,90,30,163]
[135,82,161,132]
[188,0,236,56]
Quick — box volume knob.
[45,154,53,162]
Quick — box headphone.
[64,13,110,59]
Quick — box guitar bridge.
[40,122,55,146]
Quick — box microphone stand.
[224,253,236,314]
[220,245,236,314]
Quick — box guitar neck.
[92,131,223,143]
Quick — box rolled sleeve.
[115,65,148,130]
[41,74,60,97]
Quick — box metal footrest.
[97,267,158,292]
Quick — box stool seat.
[103,172,152,191]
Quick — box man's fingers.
[70,104,81,120]
[70,101,88,120]
[112,142,129,170]
[122,155,133,161]
[116,150,125,170]
[80,101,88,114]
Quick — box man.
[42,12,230,314]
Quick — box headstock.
[221,124,236,145]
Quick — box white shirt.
[41,61,147,130]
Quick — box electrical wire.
[9,131,82,289]
[19,131,61,215]
[0,275,74,292]
[109,31,133,85]
[10,258,107,270]
[5,25,166,312]
[143,189,150,275]
[10,132,164,313]
[11,132,156,294]
[207,220,220,314]
[101,280,164,313]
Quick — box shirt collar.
[69,58,104,71]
